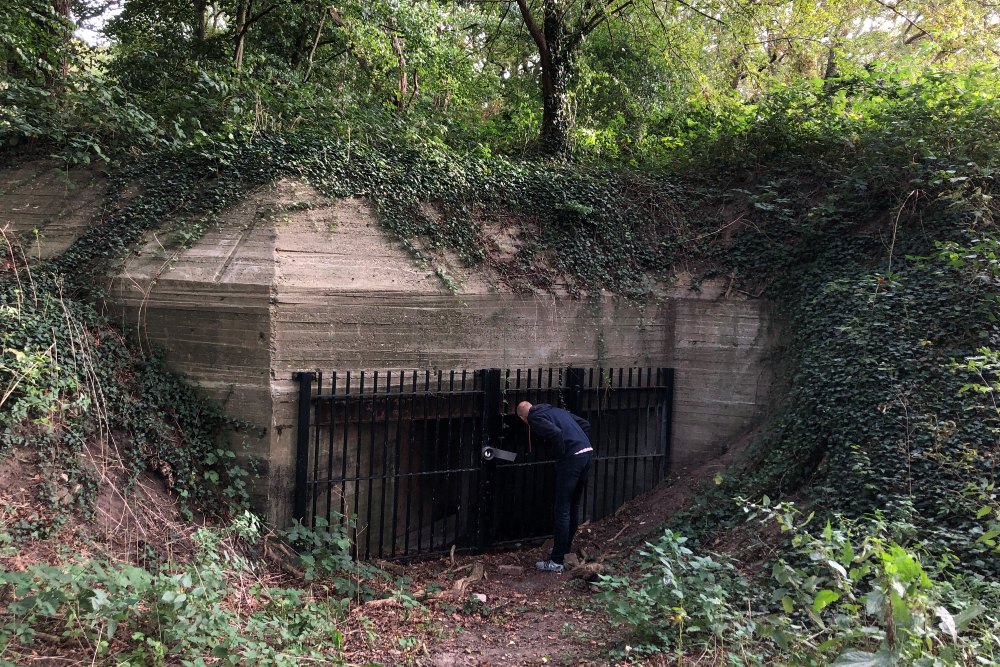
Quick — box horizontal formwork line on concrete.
[674,402,761,412]
[673,406,762,416]
[673,318,766,330]
[670,360,768,371]
[271,304,664,316]
[128,329,267,342]
[116,285,272,298]
[674,404,762,414]
[673,335,767,347]
[674,334,768,344]
[115,301,270,314]
[275,302,665,315]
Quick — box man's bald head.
[516,401,532,423]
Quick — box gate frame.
[290,366,674,558]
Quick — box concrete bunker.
[1,167,779,534]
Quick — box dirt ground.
[343,433,757,667]
[0,431,755,667]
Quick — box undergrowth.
[598,501,1000,666]
[1,234,251,536]
[0,512,383,666]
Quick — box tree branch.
[672,0,726,26]
[871,0,930,43]
[303,10,326,82]
[578,0,633,40]
[243,0,291,30]
[515,0,547,55]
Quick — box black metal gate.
[292,367,673,560]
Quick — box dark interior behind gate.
[292,366,674,560]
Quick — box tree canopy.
[3,0,999,160]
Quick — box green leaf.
[781,596,794,613]
[813,589,841,613]
[976,528,1000,545]
[830,649,897,667]
[866,589,887,617]
[976,506,992,519]
[954,604,985,630]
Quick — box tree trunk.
[46,0,72,88]
[391,32,408,112]
[515,0,580,158]
[539,1,578,158]
[539,44,576,158]
[234,0,251,70]
[193,0,208,43]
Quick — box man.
[516,400,594,573]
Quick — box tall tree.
[508,0,634,157]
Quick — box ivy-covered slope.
[676,69,1000,576]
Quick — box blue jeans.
[550,451,592,564]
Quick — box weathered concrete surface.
[0,161,105,258]
[112,195,276,498]
[0,164,777,526]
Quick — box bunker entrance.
[292,366,673,560]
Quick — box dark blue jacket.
[526,403,592,459]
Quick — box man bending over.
[516,400,594,573]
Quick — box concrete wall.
[1,166,777,527]
[0,161,105,258]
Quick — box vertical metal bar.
[444,371,461,546]
[455,370,468,549]
[443,370,454,551]
[643,368,659,491]
[628,367,638,500]
[325,371,337,528]
[311,374,323,526]
[353,372,365,559]
[521,368,531,541]
[390,371,404,557]
[340,372,351,521]
[660,367,674,481]
[582,367,593,523]
[598,368,614,516]
[643,368,653,493]
[404,371,418,555]
[364,372,379,559]
[565,367,584,415]
[611,368,624,511]
[432,370,443,551]
[292,371,315,525]
[418,370,430,554]
[377,371,391,558]
[480,368,501,551]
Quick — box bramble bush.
[600,500,1000,666]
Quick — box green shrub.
[597,530,754,659]
[0,513,352,666]
[601,502,1000,666]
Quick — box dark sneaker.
[535,560,564,573]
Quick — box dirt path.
[345,433,756,666]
